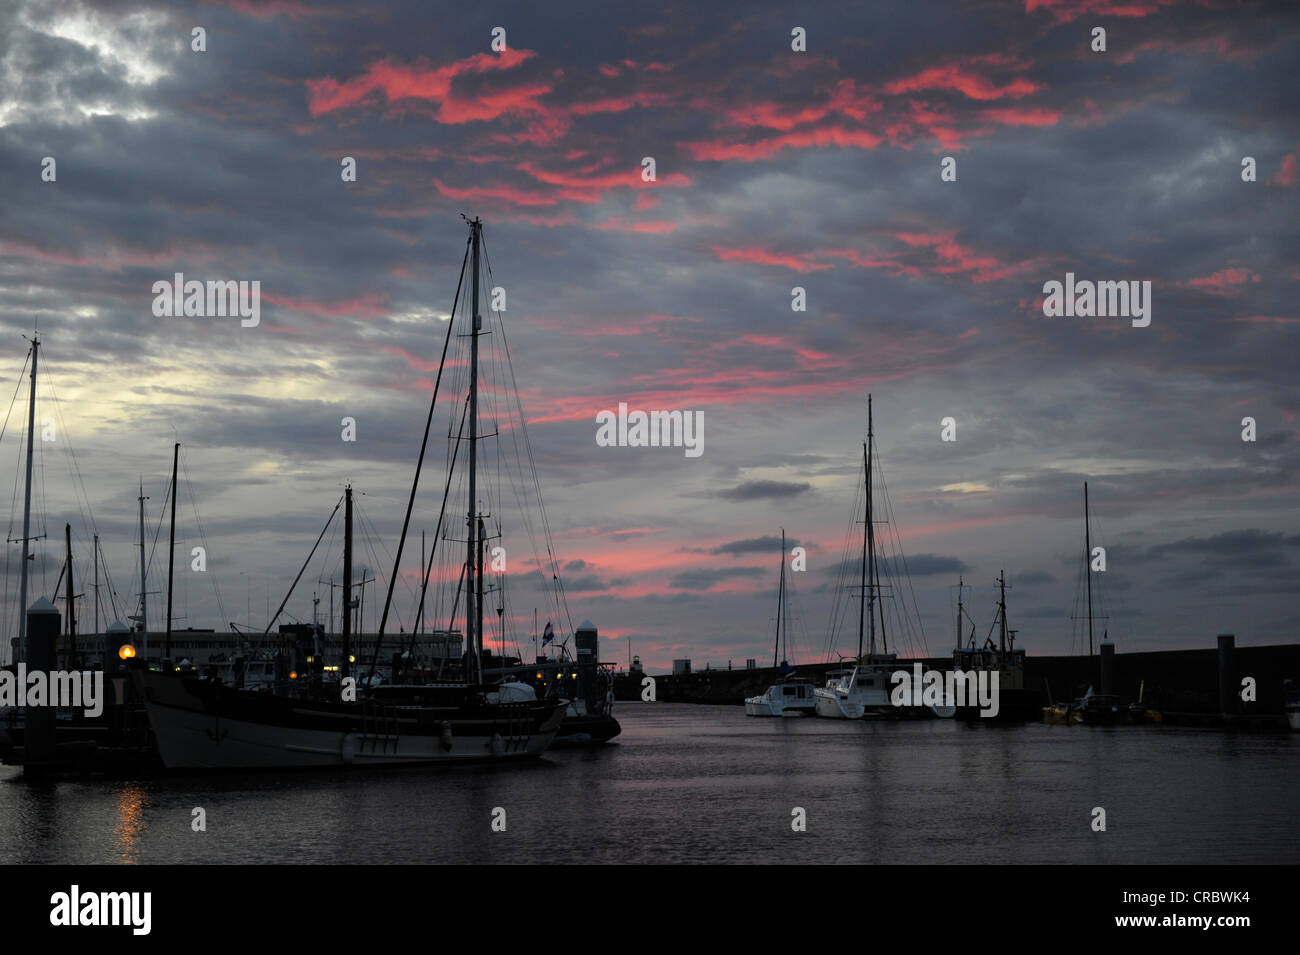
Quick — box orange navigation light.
[118,644,137,660]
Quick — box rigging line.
[416,396,470,649]
[356,503,409,634]
[368,236,470,682]
[97,536,121,623]
[824,452,864,661]
[875,452,929,657]
[0,348,31,447]
[143,473,172,588]
[42,374,99,545]
[488,261,576,639]
[2,355,28,647]
[37,415,48,593]
[262,495,341,635]
[179,448,227,630]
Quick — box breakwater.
[616,642,1300,722]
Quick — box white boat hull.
[813,689,867,719]
[744,697,815,717]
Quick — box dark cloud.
[0,0,1295,668]
[716,481,811,502]
[711,535,799,556]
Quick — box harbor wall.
[616,643,1300,714]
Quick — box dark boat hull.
[133,668,566,770]
[954,688,1042,722]
[551,713,621,746]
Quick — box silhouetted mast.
[466,216,484,684]
[1084,481,1094,656]
[16,333,39,660]
[166,442,179,660]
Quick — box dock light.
[536,672,542,679]
[348,655,355,663]
[118,644,136,660]
[290,672,298,680]
[306,656,313,663]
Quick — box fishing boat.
[813,396,926,720]
[951,572,1040,721]
[746,530,816,716]
[134,217,567,769]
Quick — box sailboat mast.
[65,523,75,666]
[138,481,149,656]
[775,529,785,669]
[858,441,867,659]
[17,334,38,661]
[342,485,353,681]
[1084,481,1094,656]
[466,217,483,684]
[417,530,425,638]
[93,533,100,640]
[774,530,785,665]
[476,517,486,670]
[998,569,1008,655]
[866,396,877,656]
[956,575,963,651]
[166,442,178,660]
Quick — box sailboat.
[814,396,907,719]
[745,530,815,716]
[133,217,567,769]
[1042,481,1122,725]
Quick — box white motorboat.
[746,679,817,716]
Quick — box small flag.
[542,621,554,645]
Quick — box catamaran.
[813,396,923,719]
[134,217,568,768]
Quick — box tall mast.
[166,442,179,660]
[17,333,38,660]
[998,569,1008,655]
[417,530,426,637]
[866,395,877,656]
[65,523,75,667]
[476,517,486,670]
[774,529,785,669]
[342,485,353,681]
[93,533,100,640]
[774,530,785,665]
[138,481,149,655]
[955,575,963,651]
[466,216,483,684]
[857,441,868,659]
[1084,481,1094,656]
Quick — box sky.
[0,0,1296,671]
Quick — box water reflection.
[113,785,147,864]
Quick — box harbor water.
[2,703,1296,865]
